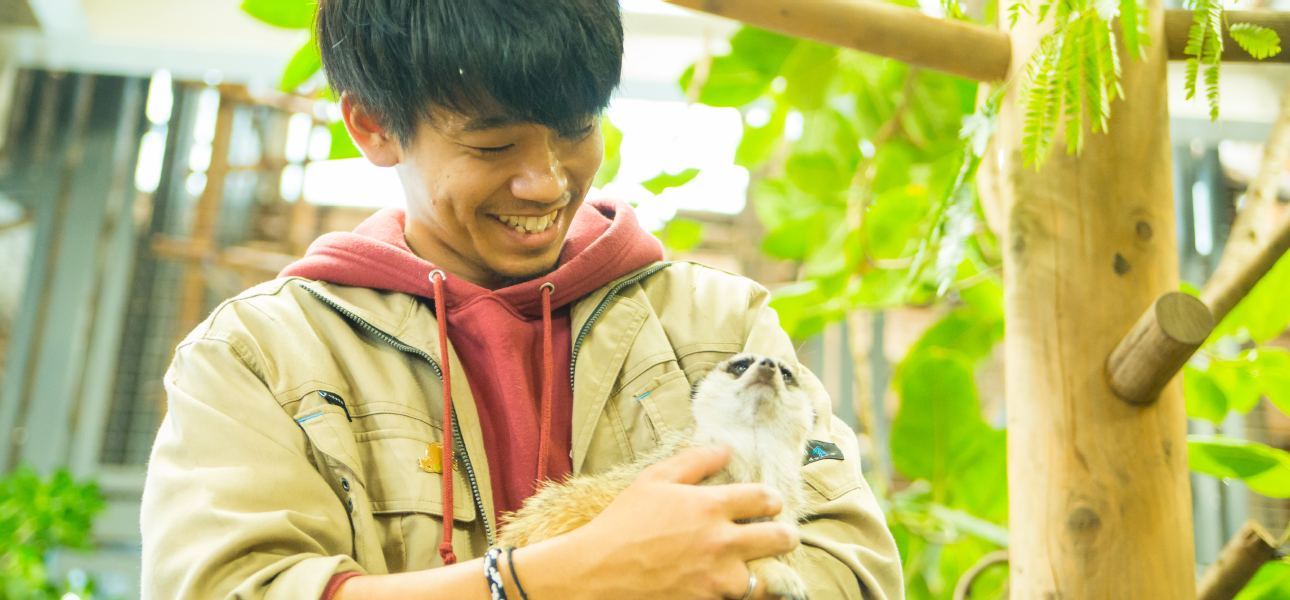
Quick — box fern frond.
[1230,23,1282,60]
[1008,0,1030,28]
[1118,0,1142,58]
[1061,19,1088,154]
[1204,62,1220,120]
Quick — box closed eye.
[469,144,514,154]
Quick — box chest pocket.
[295,396,477,523]
[633,369,696,441]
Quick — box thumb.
[643,445,731,485]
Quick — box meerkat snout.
[695,353,814,432]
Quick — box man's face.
[393,108,604,289]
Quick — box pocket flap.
[298,407,476,522]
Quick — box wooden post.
[998,0,1196,596]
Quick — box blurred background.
[1,0,1289,598]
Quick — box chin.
[491,257,559,287]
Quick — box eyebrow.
[462,114,523,133]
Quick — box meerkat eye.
[779,366,798,386]
[726,357,754,376]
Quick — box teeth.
[497,210,558,234]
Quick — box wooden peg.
[1106,291,1214,405]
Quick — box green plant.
[668,18,1008,596]
[240,0,361,160]
[0,467,106,600]
[1010,0,1281,167]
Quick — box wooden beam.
[664,0,1012,82]
[1166,10,1290,64]
[664,2,1290,83]
[1106,291,1214,405]
[1202,206,1290,325]
[1197,521,1280,600]
[999,0,1196,594]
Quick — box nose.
[751,358,777,381]
[511,139,569,205]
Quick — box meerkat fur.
[497,352,817,600]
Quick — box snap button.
[341,477,350,492]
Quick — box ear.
[340,93,400,167]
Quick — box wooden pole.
[663,1,1290,84]
[664,0,1013,82]
[1106,291,1214,405]
[1196,521,1280,600]
[998,0,1196,596]
[1202,197,1290,324]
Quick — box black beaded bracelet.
[505,546,531,600]
[483,548,509,600]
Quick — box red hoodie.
[279,197,663,566]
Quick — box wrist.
[506,528,597,600]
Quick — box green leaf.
[908,306,1004,366]
[1189,435,1290,497]
[593,117,623,188]
[786,152,849,195]
[1208,356,1264,414]
[1235,560,1290,600]
[1211,251,1290,344]
[242,0,314,29]
[892,349,1007,520]
[735,106,786,169]
[778,42,839,111]
[661,218,704,252]
[680,55,772,108]
[727,27,799,77]
[640,169,700,195]
[1251,348,1290,417]
[1184,365,1228,423]
[281,37,322,92]
[327,119,360,160]
[761,212,832,260]
[1230,23,1281,60]
[864,185,929,259]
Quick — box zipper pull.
[318,390,352,421]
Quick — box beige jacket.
[140,262,903,599]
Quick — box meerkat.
[497,352,816,600]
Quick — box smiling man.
[139,1,902,599]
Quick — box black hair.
[316,0,623,145]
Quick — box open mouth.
[494,209,559,235]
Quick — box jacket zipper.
[300,285,494,545]
[569,262,672,391]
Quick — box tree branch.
[1197,521,1281,600]
[1204,74,1290,316]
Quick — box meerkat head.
[691,353,816,442]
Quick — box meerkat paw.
[749,557,809,600]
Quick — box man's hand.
[518,445,799,600]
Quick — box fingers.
[712,483,783,521]
[728,521,799,560]
[641,445,731,485]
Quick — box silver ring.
[540,282,555,293]
[739,572,757,600]
[428,269,445,282]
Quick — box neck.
[403,218,503,290]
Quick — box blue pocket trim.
[636,392,651,402]
[296,411,324,424]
